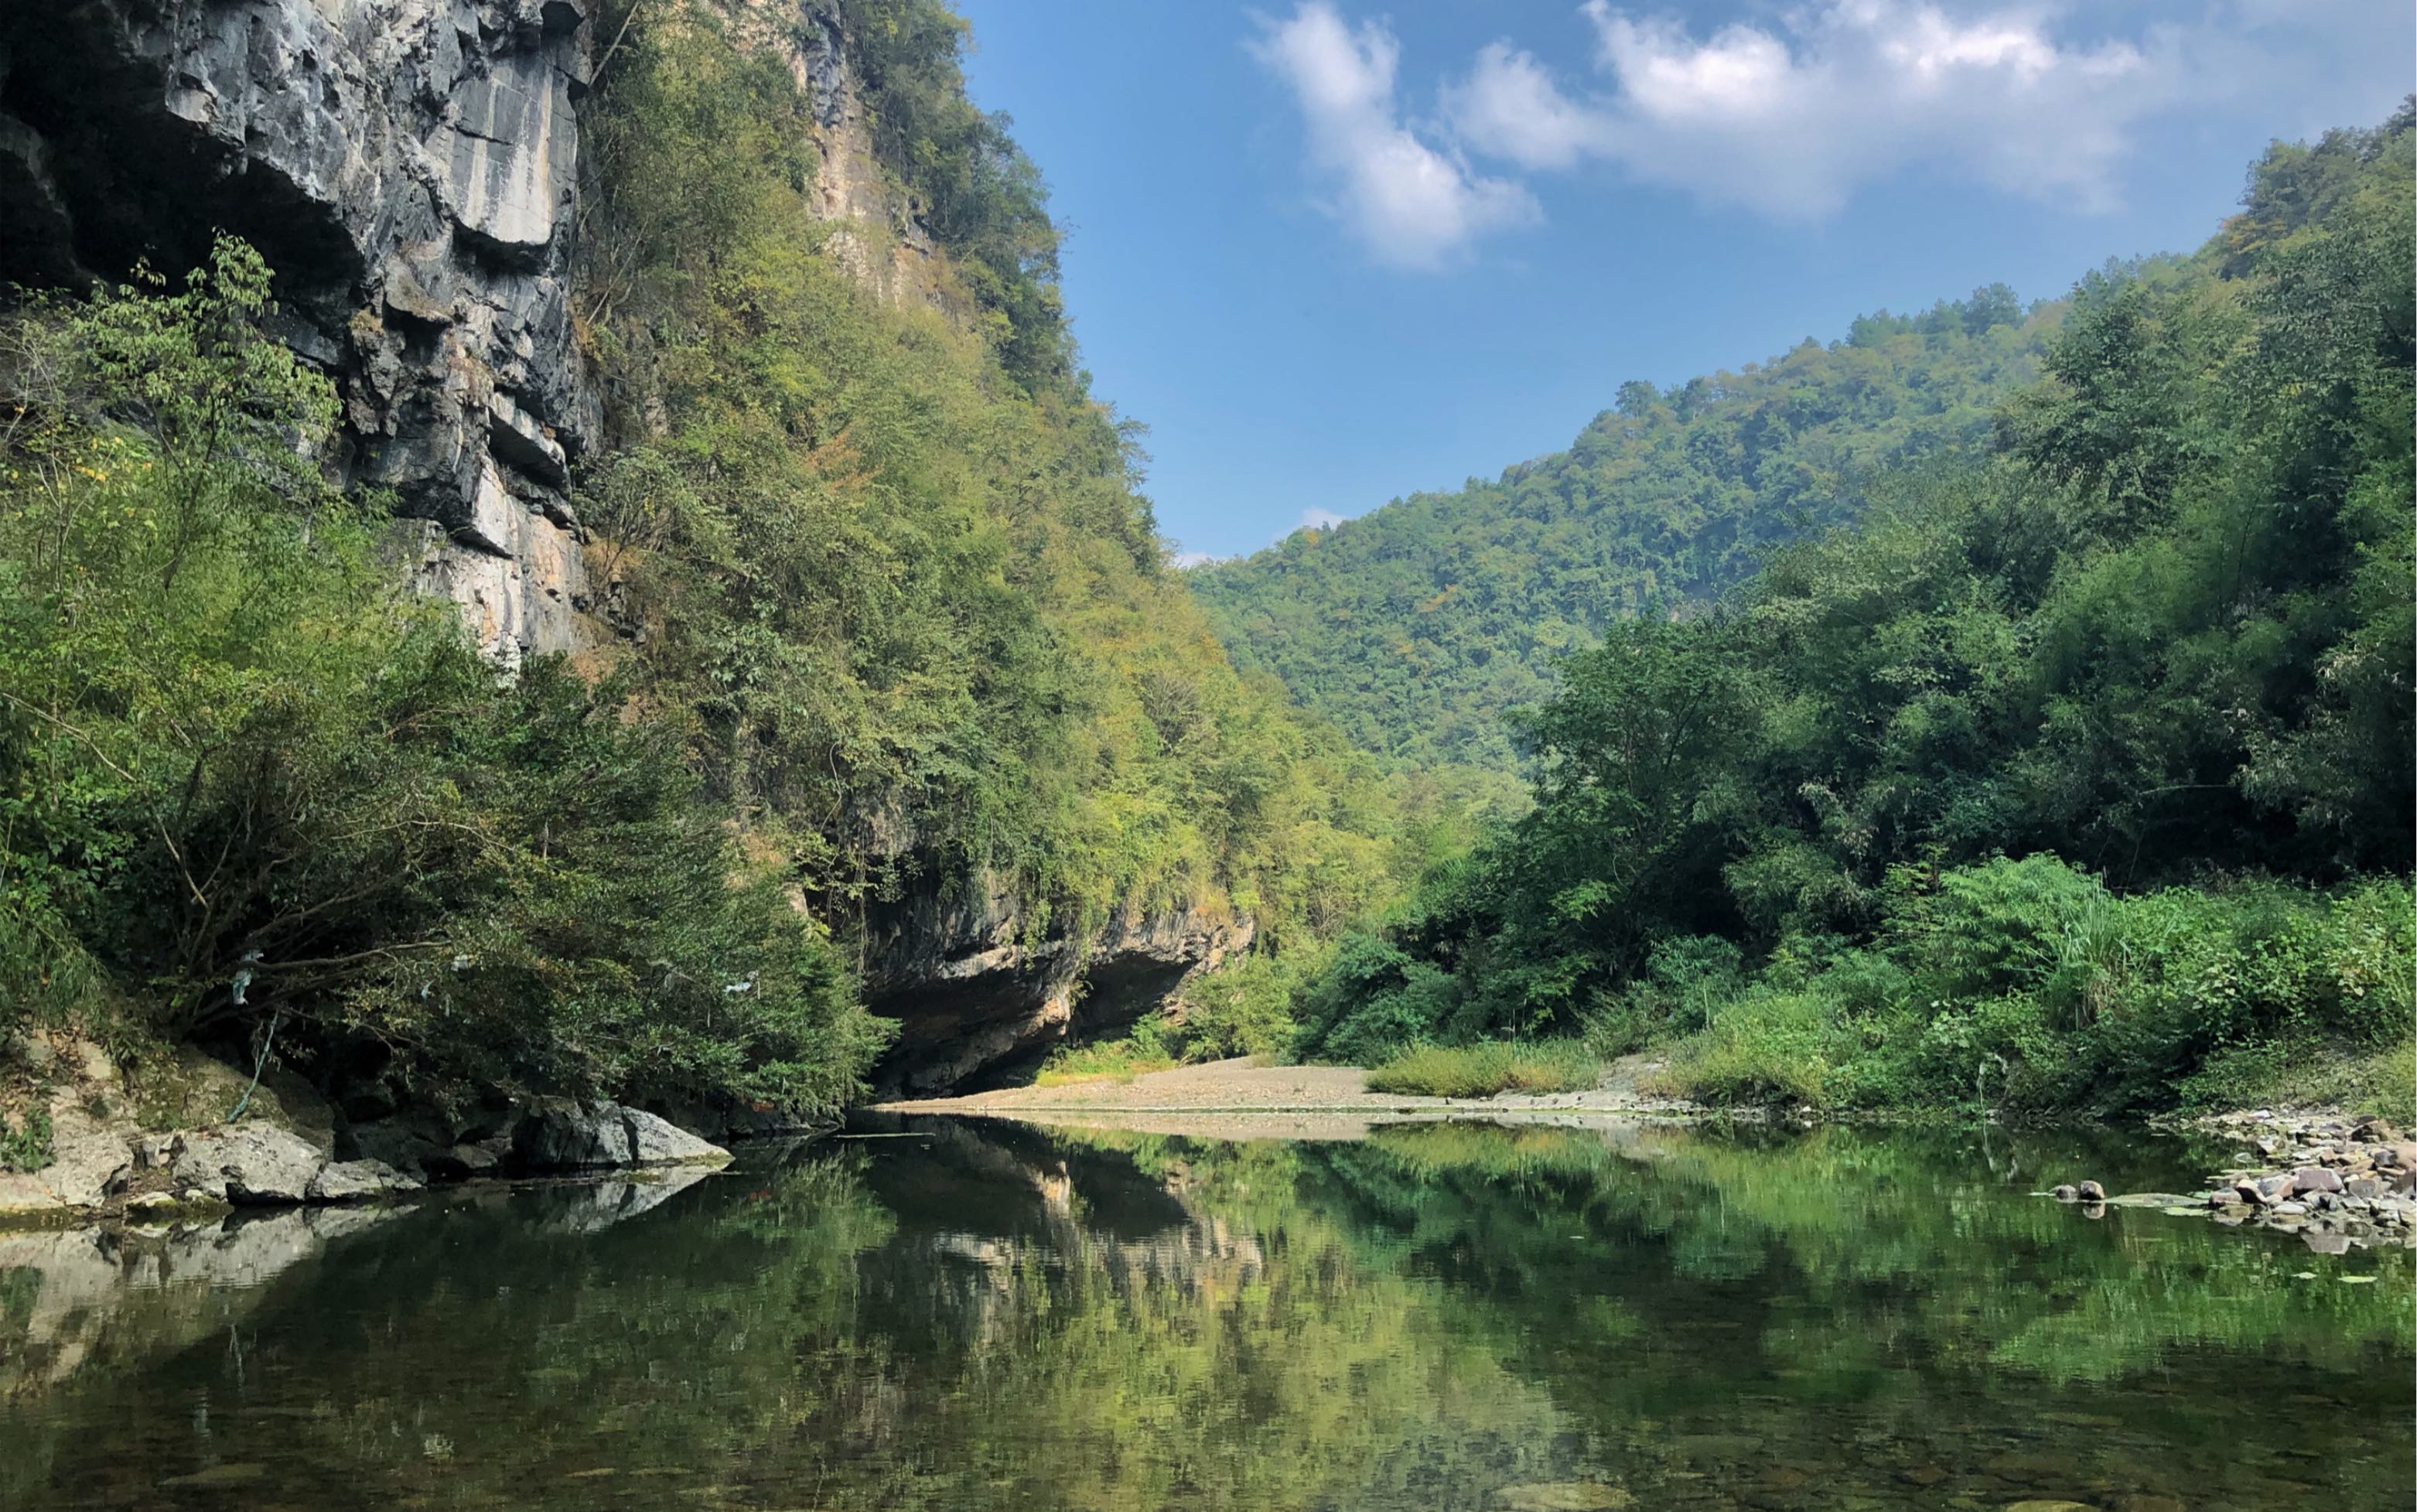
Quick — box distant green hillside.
[1190,290,2064,770]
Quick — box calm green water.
[2,1117,2409,1510]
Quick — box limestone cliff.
[0,0,1253,1095]
[0,0,598,667]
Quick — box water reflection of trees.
[2,1121,2410,1511]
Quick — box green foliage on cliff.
[1190,285,2061,771]
[0,242,884,1117]
[832,0,1071,393]
[1292,109,2416,1118]
[576,5,1422,993]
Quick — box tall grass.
[1364,1043,1604,1098]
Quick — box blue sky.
[948,2,2412,563]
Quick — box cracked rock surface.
[0,0,600,666]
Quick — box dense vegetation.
[0,0,1441,1124]
[1291,109,2415,1118]
[0,0,2402,1131]
[576,2,1446,985]
[1191,285,2060,770]
[0,244,882,1119]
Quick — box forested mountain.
[1298,108,2415,1118]
[1191,288,2064,770]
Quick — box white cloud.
[1557,0,2185,217]
[1445,43,1617,170]
[1248,4,1538,268]
[1296,507,1347,534]
[1250,2,2409,261]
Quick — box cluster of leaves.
[574,6,1432,1029]
[1034,1017,1175,1085]
[0,1105,50,1172]
[1190,283,2061,771]
[1292,108,2415,1117]
[0,241,885,1118]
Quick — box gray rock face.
[862,874,1257,1096]
[0,0,599,666]
[345,1099,723,1179]
[623,1107,729,1166]
[305,1159,423,1203]
[512,1098,629,1169]
[25,1085,135,1210]
[172,1123,326,1205]
[510,1100,731,1172]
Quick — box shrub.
[1173,951,1312,1061]
[1587,933,1749,1054]
[1659,991,1840,1108]
[1364,1041,1603,1099]
[1038,1022,1174,1086]
[2180,1038,2415,1121]
[0,1107,52,1172]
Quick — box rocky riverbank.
[2052,1109,2417,1252]
[0,1033,737,1230]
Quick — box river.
[3,1116,2409,1510]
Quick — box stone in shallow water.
[511,1101,730,1172]
[623,1108,729,1166]
[1494,1483,1634,1511]
[159,1463,267,1488]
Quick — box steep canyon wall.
[0,0,1244,1093]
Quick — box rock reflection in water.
[0,1118,2408,1511]
[1,1206,398,1399]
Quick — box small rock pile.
[2052,1111,2417,1251]
[2191,1111,2416,1250]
